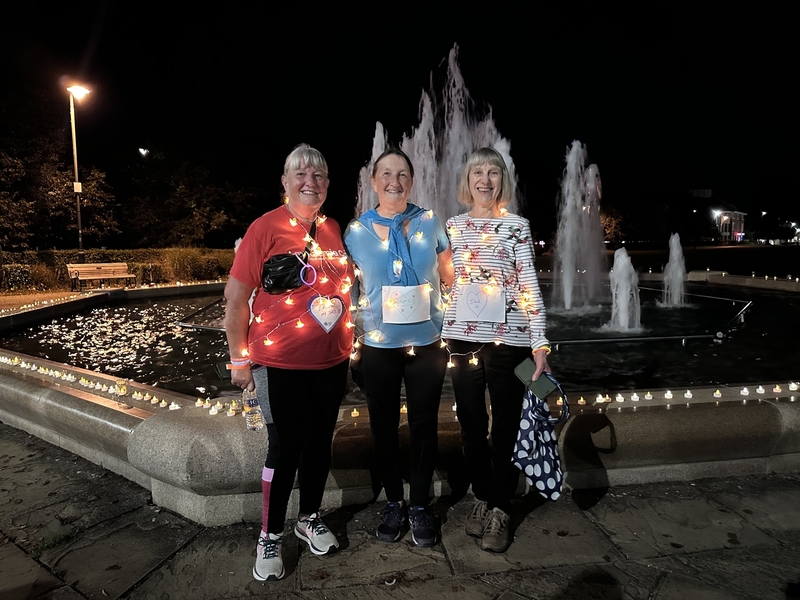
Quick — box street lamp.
[67,84,90,263]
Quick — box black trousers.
[259,358,349,534]
[447,339,530,513]
[359,342,447,507]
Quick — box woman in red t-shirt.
[224,144,354,582]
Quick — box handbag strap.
[535,372,570,424]
[300,220,318,261]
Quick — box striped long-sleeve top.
[442,212,549,350]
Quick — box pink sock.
[261,467,274,534]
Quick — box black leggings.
[447,339,530,513]
[359,342,447,507]
[259,358,348,534]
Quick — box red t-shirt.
[230,205,354,369]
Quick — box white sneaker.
[253,531,285,581]
[294,512,339,555]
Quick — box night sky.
[3,2,796,236]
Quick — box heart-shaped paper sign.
[390,289,420,321]
[308,296,344,333]
[466,291,488,317]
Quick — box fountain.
[661,232,686,307]
[355,45,519,222]
[553,141,607,309]
[605,248,641,331]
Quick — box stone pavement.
[2,422,800,600]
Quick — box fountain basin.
[1,282,799,526]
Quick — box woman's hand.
[532,349,552,382]
[231,368,255,391]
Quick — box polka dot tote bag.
[512,373,570,501]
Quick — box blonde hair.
[283,143,328,176]
[457,147,514,208]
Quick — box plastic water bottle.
[242,388,264,431]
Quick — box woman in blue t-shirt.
[344,147,453,548]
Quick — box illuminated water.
[553,141,606,309]
[0,295,235,398]
[0,285,797,399]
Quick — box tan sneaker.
[480,507,511,552]
[465,499,489,537]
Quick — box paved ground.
[2,422,800,599]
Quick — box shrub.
[163,248,203,281]
[28,264,62,290]
[1,264,31,290]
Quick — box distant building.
[713,210,746,242]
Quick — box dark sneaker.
[377,501,407,542]
[253,531,285,581]
[295,512,339,555]
[480,507,512,553]
[465,499,489,537]
[408,505,437,548]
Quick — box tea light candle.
[684,390,693,399]
[664,390,673,399]
[789,382,798,391]
[577,397,586,405]
[773,385,782,393]
[400,404,408,414]
[630,393,639,401]
[615,394,624,402]
[741,387,749,396]
[195,398,205,407]
[713,390,722,398]
[756,385,765,394]
[645,392,653,400]
[351,408,359,417]
[159,399,168,408]
[169,402,181,411]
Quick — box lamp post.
[67,85,90,263]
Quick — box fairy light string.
[240,212,354,356]
[347,210,497,370]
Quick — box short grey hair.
[457,147,514,208]
[283,143,328,176]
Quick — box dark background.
[1,2,796,247]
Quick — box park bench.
[67,262,137,291]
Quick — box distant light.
[138,148,150,157]
[692,209,697,213]
[67,85,90,100]
[712,210,721,218]
[762,211,767,216]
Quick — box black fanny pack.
[261,221,316,294]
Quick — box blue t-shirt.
[344,205,450,349]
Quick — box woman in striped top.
[442,147,551,553]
